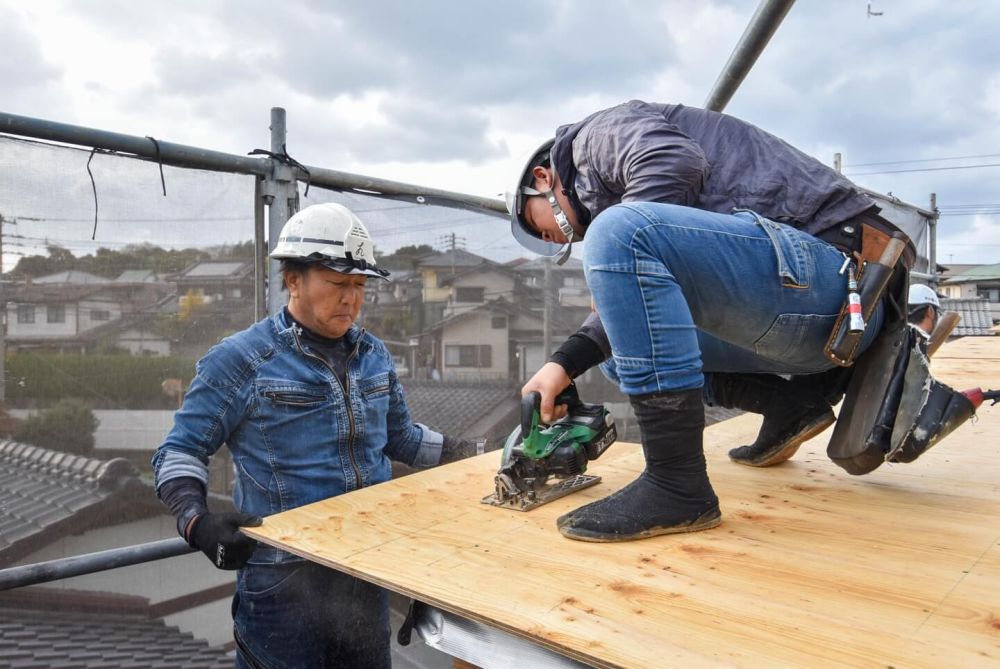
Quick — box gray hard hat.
[504,138,569,258]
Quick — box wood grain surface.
[244,336,1000,668]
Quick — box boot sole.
[558,509,722,543]
[729,411,835,468]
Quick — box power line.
[845,163,1000,176]
[846,152,1000,168]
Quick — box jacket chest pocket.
[262,389,326,407]
[255,382,333,435]
[359,373,391,434]
[360,373,391,400]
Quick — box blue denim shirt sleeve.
[151,341,253,489]
[382,365,441,466]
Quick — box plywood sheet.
[244,336,1000,668]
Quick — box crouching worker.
[508,100,916,542]
[152,203,476,669]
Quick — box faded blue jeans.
[585,203,883,395]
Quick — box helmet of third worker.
[908,283,942,309]
[504,138,569,258]
[271,203,389,279]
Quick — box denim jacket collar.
[269,308,366,353]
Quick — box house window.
[445,344,492,367]
[91,309,111,321]
[17,305,35,324]
[977,288,999,303]
[47,304,66,323]
[491,316,507,329]
[455,287,485,303]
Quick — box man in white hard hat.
[152,203,475,668]
[907,283,943,337]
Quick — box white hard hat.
[908,283,941,309]
[271,203,389,279]
[505,138,571,259]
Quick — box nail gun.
[481,384,617,511]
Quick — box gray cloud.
[0,7,61,90]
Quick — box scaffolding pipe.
[0,111,507,215]
[704,0,797,113]
[265,108,298,316]
[0,538,194,591]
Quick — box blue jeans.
[585,203,883,395]
[233,561,390,669]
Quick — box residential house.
[421,298,578,383]
[415,249,520,327]
[940,263,1000,324]
[170,260,254,309]
[4,270,173,355]
[167,260,256,354]
[508,256,592,310]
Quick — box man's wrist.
[180,509,205,544]
[550,333,606,378]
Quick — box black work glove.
[440,435,484,464]
[188,512,263,570]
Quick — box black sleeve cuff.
[550,333,608,379]
[158,477,209,542]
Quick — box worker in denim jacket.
[152,203,475,669]
[507,100,910,543]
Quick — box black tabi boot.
[557,388,721,542]
[704,372,836,467]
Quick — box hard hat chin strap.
[520,185,575,265]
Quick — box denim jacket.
[152,309,441,564]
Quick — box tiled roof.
[400,380,518,441]
[416,249,490,269]
[942,263,1000,283]
[509,256,586,273]
[0,441,159,566]
[114,269,156,283]
[174,261,252,279]
[941,298,997,336]
[32,271,108,285]
[0,606,232,669]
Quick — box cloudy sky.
[2,0,999,265]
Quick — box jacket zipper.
[291,327,365,490]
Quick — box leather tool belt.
[817,208,917,271]
[823,232,909,367]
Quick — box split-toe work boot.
[557,388,721,542]
[705,373,835,467]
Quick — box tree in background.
[5,243,213,279]
[377,244,435,271]
[13,398,98,456]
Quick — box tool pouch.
[828,321,977,475]
[824,234,909,367]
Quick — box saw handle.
[521,392,541,438]
[521,384,582,435]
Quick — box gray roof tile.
[400,379,518,443]
[0,441,159,565]
[0,608,231,669]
